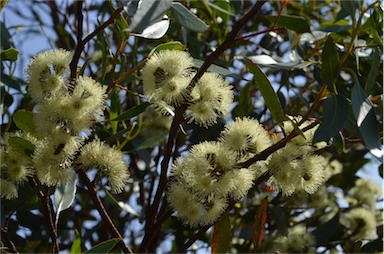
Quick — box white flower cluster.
[167,117,272,227]
[266,117,328,196]
[141,50,233,127]
[167,116,332,227]
[341,178,381,240]
[271,225,315,253]
[1,49,129,199]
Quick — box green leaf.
[1,86,13,107]
[13,110,37,136]
[313,95,349,143]
[206,0,235,18]
[313,212,341,246]
[317,19,352,32]
[8,137,35,161]
[211,210,231,254]
[340,0,360,20]
[266,15,310,33]
[321,35,340,85]
[115,11,129,41]
[127,0,172,33]
[245,58,285,125]
[351,81,382,154]
[131,130,168,151]
[1,73,25,92]
[269,205,288,236]
[333,132,345,154]
[151,41,186,54]
[193,59,232,76]
[70,229,82,254]
[232,82,254,118]
[171,2,209,32]
[109,90,119,134]
[1,48,19,61]
[364,47,380,94]
[110,102,150,121]
[83,238,121,254]
[0,22,14,49]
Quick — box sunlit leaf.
[70,229,82,254]
[171,2,209,32]
[313,95,349,143]
[245,58,285,125]
[247,55,312,69]
[127,0,172,33]
[54,172,77,227]
[1,48,19,61]
[211,210,231,254]
[117,201,139,216]
[83,238,121,254]
[321,35,340,85]
[351,81,382,156]
[130,17,169,39]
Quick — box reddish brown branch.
[235,27,285,42]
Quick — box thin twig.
[234,27,285,42]
[69,0,84,84]
[1,227,19,253]
[69,4,124,84]
[177,225,211,253]
[27,178,59,253]
[75,168,134,254]
[44,187,59,253]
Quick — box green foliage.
[0,0,382,253]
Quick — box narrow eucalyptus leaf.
[245,58,285,125]
[321,35,340,85]
[313,95,349,143]
[171,2,208,32]
[110,102,150,121]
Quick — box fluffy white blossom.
[27,49,72,102]
[78,139,129,193]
